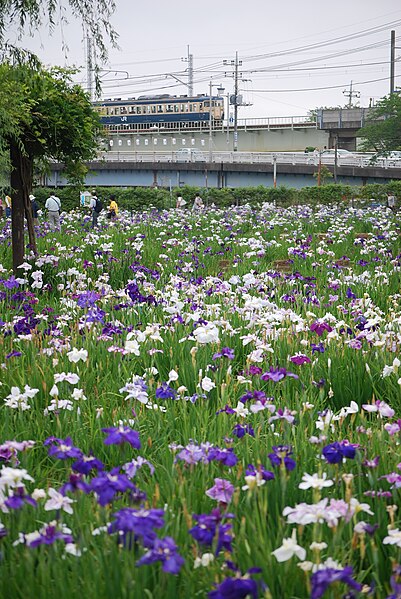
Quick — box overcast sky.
[11,0,401,119]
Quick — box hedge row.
[32,181,401,212]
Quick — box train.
[93,94,225,132]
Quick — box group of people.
[89,190,118,228]
[176,193,204,211]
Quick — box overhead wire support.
[181,45,194,96]
[343,80,361,108]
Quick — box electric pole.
[182,46,194,97]
[224,52,243,152]
[342,81,360,108]
[86,35,93,101]
[390,30,395,95]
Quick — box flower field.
[1,202,401,599]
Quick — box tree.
[358,93,401,154]
[313,165,333,186]
[0,0,117,272]
[0,62,101,271]
[0,1,117,63]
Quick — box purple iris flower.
[362,456,380,469]
[209,577,259,599]
[85,307,106,323]
[246,464,275,481]
[90,469,136,506]
[245,365,263,376]
[76,291,100,308]
[290,354,311,365]
[108,506,165,547]
[346,287,356,299]
[213,347,235,360]
[208,447,238,467]
[102,426,141,449]
[322,441,358,464]
[6,351,22,359]
[310,321,333,336]
[232,423,255,438]
[2,276,19,290]
[216,404,236,415]
[190,509,234,555]
[60,473,91,495]
[72,454,105,474]
[136,536,184,574]
[155,382,177,400]
[388,564,401,599]
[28,523,73,548]
[205,478,235,504]
[239,390,267,403]
[260,367,298,382]
[310,566,362,599]
[268,445,296,471]
[46,437,83,460]
[311,342,325,354]
[5,487,37,510]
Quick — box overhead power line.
[251,74,401,93]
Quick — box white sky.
[10,0,401,118]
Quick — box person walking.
[45,192,61,231]
[29,194,39,226]
[89,191,102,228]
[108,195,119,220]
[5,193,11,218]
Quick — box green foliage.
[0,62,102,184]
[0,0,118,63]
[358,93,401,154]
[313,165,333,185]
[33,181,401,212]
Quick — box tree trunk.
[10,141,36,273]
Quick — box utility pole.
[86,35,93,101]
[342,81,360,108]
[233,51,240,152]
[223,52,243,152]
[390,30,396,95]
[182,46,194,96]
[334,134,338,184]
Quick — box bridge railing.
[97,150,401,168]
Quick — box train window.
[151,105,156,113]
[115,107,120,115]
[157,105,163,113]
[120,107,127,114]
[129,106,135,113]
[174,105,180,112]
[204,101,210,108]
[166,105,173,112]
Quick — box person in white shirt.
[192,194,204,212]
[45,193,61,231]
[176,195,187,209]
[387,193,396,212]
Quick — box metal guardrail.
[97,151,401,169]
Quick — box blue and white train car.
[94,94,225,132]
